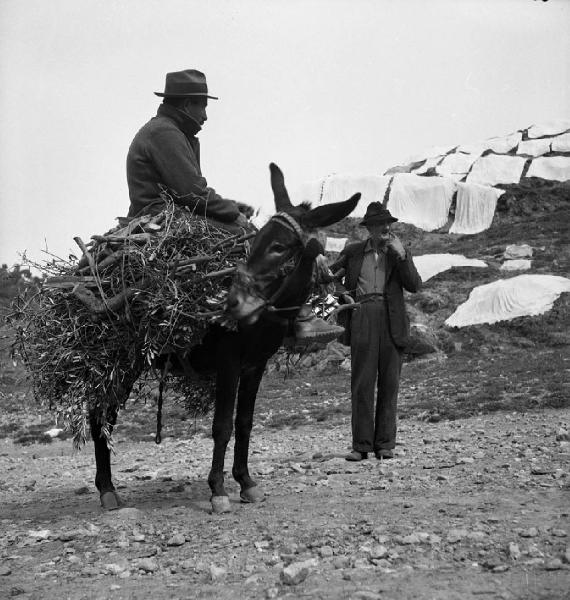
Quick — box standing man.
[126,68,249,225]
[331,203,422,461]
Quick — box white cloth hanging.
[466,155,527,186]
[413,254,487,282]
[387,174,456,231]
[527,119,570,139]
[551,133,570,152]
[526,156,570,182]
[484,132,523,154]
[445,274,570,327]
[449,182,503,234]
[435,153,479,180]
[516,138,552,157]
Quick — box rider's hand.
[235,213,249,228]
[236,202,255,218]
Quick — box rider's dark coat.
[126,104,240,222]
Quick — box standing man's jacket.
[330,241,422,348]
[126,104,240,222]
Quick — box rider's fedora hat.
[154,69,218,99]
[360,202,398,226]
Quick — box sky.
[1,0,568,270]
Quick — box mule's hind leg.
[233,363,266,504]
[208,335,240,513]
[91,407,122,510]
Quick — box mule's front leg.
[208,340,240,514]
[233,364,266,504]
[91,408,122,510]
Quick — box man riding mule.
[126,68,342,341]
[91,163,360,512]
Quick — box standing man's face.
[183,97,208,127]
[366,222,392,245]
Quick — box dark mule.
[90,163,359,513]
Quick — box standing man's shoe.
[374,449,394,460]
[345,450,368,461]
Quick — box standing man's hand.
[386,234,406,259]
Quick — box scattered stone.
[319,546,334,558]
[447,529,468,543]
[544,559,563,571]
[27,529,51,540]
[551,529,567,537]
[209,564,226,581]
[351,591,383,600]
[74,486,90,495]
[508,542,521,559]
[105,563,128,575]
[0,565,12,576]
[398,533,421,545]
[492,565,509,573]
[531,466,553,475]
[370,544,389,559]
[137,558,158,573]
[281,558,317,585]
[166,533,186,547]
[519,527,539,538]
[555,429,569,442]
[265,587,279,599]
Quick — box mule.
[90,163,359,513]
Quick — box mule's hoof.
[240,486,265,504]
[211,495,231,514]
[100,490,122,510]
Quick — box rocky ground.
[0,375,568,600]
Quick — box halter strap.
[270,212,305,244]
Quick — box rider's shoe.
[294,304,344,343]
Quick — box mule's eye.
[271,242,287,253]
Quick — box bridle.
[232,212,310,317]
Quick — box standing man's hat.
[154,69,219,99]
[360,202,398,226]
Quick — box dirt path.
[1,408,568,600]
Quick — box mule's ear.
[269,163,293,212]
[300,193,360,229]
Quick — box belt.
[358,293,386,302]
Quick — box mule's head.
[226,163,359,325]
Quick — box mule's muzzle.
[226,266,267,324]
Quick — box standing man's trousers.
[350,299,403,453]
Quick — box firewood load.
[9,201,254,446]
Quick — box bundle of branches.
[9,200,254,446]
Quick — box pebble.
[0,565,12,576]
[281,558,317,585]
[137,558,159,573]
[519,527,539,538]
[370,544,388,559]
[447,529,468,543]
[166,533,186,546]
[544,559,563,571]
[508,542,521,559]
[209,564,226,581]
[551,529,567,537]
